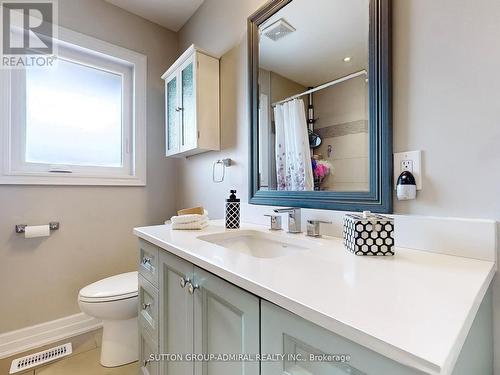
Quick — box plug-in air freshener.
[396,171,417,200]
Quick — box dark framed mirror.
[248,0,392,212]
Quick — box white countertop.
[133,221,495,375]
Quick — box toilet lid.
[79,271,138,302]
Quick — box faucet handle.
[306,220,332,237]
[264,214,282,231]
[274,207,300,215]
[306,219,332,224]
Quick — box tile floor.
[0,329,138,375]
[36,348,138,375]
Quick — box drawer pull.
[141,257,152,265]
[187,282,199,295]
[180,276,190,288]
[142,303,151,310]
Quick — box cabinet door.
[261,301,419,375]
[159,251,194,375]
[165,72,180,156]
[193,267,260,375]
[179,56,197,152]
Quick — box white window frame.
[0,25,147,186]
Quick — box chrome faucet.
[306,220,332,237]
[273,208,301,233]
[264,214,282,231]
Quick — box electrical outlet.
[394,151,422,190]
[401,160,413,172]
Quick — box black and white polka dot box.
[343,211,394,256]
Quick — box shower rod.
[271,69,368,107]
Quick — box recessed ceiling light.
[343,57,352,63]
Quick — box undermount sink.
[197,230,312,259]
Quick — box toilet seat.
[78,271,138,303]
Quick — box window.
[0,27,147,185]
[25,59,123,167]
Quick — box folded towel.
[177,206,204,216]
[171,218,209,230]
[171,210,208,225]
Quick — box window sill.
[0,174,146,186]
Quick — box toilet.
[78,271,138,367]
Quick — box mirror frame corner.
[248,0,393,213]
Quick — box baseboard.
[0,313,102,359]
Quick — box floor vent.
[9,343,72,374]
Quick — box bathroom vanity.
[134,221,495,375]
[136,0,495,373]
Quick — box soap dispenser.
[225,190,240,229]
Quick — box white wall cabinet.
[162,45,220,158]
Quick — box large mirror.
[248,0,392,212]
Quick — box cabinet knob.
[175,106,184,112]
[143,359,151,367]
[187,282,199,295]
[141,257,152,265]
[142,303,151,310]
[180,276,190,288]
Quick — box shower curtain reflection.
[274,99,314,191]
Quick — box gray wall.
[314,75,369,191]
[0,0,179,332]
[178,0,500,371]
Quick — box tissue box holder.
[343,213,394,256]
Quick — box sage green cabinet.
[193,267,259,375]
[138,239,492,375]
[260,293,493,375]
[159,251,194,375]
[157,249,259,375]
[139,329,159,375]
[260,301,417,375]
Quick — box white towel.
[171,218,209,230]
[170,210,208,224]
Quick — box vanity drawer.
[139,239,159,286]
[139,275,159,342]
[139,328,159,375]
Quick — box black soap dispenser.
[225,190,240,229]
